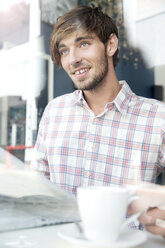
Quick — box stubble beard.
[72,52,109,91]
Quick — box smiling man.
[58,32,109,91]
[33,5,165,233]
[57,30,121,115]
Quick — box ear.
[106,34,118,57]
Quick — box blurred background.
[0,0,165,182]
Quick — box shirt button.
[93,117,98,123]
[86,172,90,177]
[84,171,90,177]
[88,143,94,150]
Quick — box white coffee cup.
[77,186,139,244]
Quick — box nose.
[69,48,82,65]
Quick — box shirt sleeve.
[31,118,50,180]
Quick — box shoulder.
[39,91,78,124]
[129,94,165,123]
[45,90,79,112]
[121,81,165,117]
[133,94,165,111]
[48,91,78,107]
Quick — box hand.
[127,183,165,237]
[138,207,165,237]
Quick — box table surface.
[0,223,164,248]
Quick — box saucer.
[58,223,147,248]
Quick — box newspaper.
[0,167,80,232]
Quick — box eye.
[60,49,68,55]
[81,42,89,48]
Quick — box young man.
[33,5,165,234]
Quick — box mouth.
[72,67,90,76]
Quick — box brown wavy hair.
[50,5,119,67]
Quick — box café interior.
[0,0,165,247]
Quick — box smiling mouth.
[73,68,89,75]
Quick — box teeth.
[75,68,88,75]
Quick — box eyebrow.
[58,35,94,50]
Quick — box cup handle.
[120,209,145,232]
[128,195,139,205]
[120,195,142,232]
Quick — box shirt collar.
[71,90,84,106]
[71,81,133,114]
[113,80,133,114]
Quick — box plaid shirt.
[34,81,165,195]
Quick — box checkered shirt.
[33,81,165,195]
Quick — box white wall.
[137,0,165,19]
[123,0,165,101]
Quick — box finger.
[127,201,142,216]
[138,215,152,225]
[138,207,165,225]
[147,208,165,222]
[146,225,165,236]
[156,218,165,228]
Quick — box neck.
[83,70,121,116]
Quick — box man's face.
[58,30,109,91]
